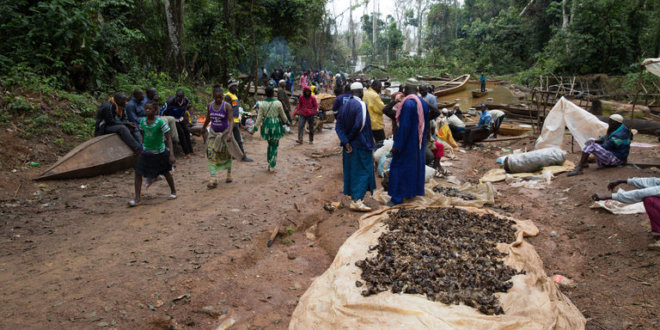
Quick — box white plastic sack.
[535,97,607,150]
[505,147,566,173]
[373,139,393,162]
[425,165,436,182]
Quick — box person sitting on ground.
[426,118,447,176]
[226,81,253,162]
[94,92,142,152]
[293,86,318,144]
[125,89,147,125]
[489,109,506,138]
[162,89,196,158]
[568,114,631,176]
[130,100,176,207]
[335,82,377,212]
[463,104,492,150]
[437,109,460,151]
[445,108,466,141]
[592,177,660,250]
[364,80,386,146]
[453,104,464,119]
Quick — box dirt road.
[1,126,659,329]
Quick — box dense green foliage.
[390,0,660,78]
[0,0,331,91]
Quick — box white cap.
[609,114,624,123]
[441,108,448,114]
[350,82,364,90]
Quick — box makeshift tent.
[642,58,660,78]
[535,97,607,150]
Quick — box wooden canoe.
[497,123,532,136]
[433,74,471,97]
[472,90,488,98]
[36,134,138,180]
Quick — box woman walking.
[254,87,290,173]
[202,85,235,188]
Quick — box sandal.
[207,180,218,189]
[128,200,138,207]
[168,194,177,200]
[225,178,233,183]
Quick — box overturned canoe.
[433,74,471,97]
[36,134,138,180]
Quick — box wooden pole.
[630,65,645,133]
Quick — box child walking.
[203,85,234,188]
[254,86,289,173]
[130,100,177,206]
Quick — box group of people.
[94,82,260,205]
[336,78,446,211]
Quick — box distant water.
[385,81,518,111]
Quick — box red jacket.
[295,88,318,117]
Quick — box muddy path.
[0,128,369,329]
[1,126,659,329]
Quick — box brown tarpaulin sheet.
[289,206,586,329]
[373,179,498,207]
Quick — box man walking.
[226,81,253,161]
[335,82,377,212]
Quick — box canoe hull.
[433,74,471,97]
[37,134,138,181]
[497,123,532,136]
[472,90,488,98]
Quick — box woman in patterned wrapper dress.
[254,86,290,173]
[203,85,234,188]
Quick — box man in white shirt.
[443,108,466,140]
[489,109,506,138]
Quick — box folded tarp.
[642,58,660,78]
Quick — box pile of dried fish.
[355,208,523,315]
[431,186,476,200]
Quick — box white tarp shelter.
[535,97,607,150]
[642,58,660,77]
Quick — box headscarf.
[394,94,425,149]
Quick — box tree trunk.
[221,0,230,84]
[372,0,377,60]
[251,0,258,96]
[164,0,186,74]
[350,0,356,63]
[416,0,423,56]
